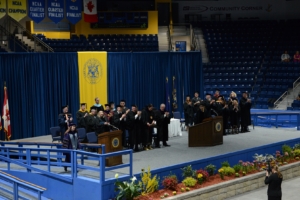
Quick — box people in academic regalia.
[195,102,211,124]
[156,104,171,148]
[62,123,80,172]
[213,89,221,101]
[215,96,230,135]
[113,105,128,147]
[126,105,143,151]
[76,103,89,129]
[183,95,194,130]
[103,104,113,124]
[191,91,201,114]
[120,99,129,113]
[229,98,241,134]
[58,105,73,142]
[93,97,104,112]
[202,93,217,116]
[239,91,252,133]
[85,107,100,133]
[141,104,156,151]
[96,110,111,134]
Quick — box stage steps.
[275,87,300,110]
[194,27,209,63]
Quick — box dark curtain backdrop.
[108,52,203,113]
[0,53,79,140]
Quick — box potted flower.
[115,174,141,200]
[218,168,224,180]
[205,164,216,176]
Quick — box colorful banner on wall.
[66,0,82,24]
[77,52,107,109]
[28,0,45,23]
[0,0,6,19]
[8,0,27,21]
[47,0,64,24]
[83,0,98,23]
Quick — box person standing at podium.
[58,105,73,142]
[97,110,111,134]
[85,107,100,133]
[239,92,252,133]
[113,105,128,147]
[195,102,211,124]
[141,104,156,150]
[76,103,89,129]
[156,103,171,147]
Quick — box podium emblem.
[215,122,222,132]
[112,137,119,148]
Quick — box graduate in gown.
[195,102,211,124]
[58,105,73,142]
[229,98,241,134]
[156,104,171,148]
[183,95,194,130]
[62,123,80,172]
[239,92,252,133]
[76,103,89,129]
[85,107,100,133]
[113,105,128,147]
[126,105,143,151]
[141,104,156,151]
[96,110,111,134]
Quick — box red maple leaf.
[86,1,94,12]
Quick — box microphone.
[109,124,119,130]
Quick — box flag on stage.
[83,0,98,23]
[2,86,11,140]
[172,76,178,111]
[77,52,107,110]
[165,77,171,112]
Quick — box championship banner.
[78,52,108,110]
[8,0,27,21]
[47,0,64,24]
[28,0,45,23]
[66,0,82,24]
[0,0,7,19]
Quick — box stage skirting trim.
[77,52,108,109]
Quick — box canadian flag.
[2,87,11,140]
[83,0,98,23]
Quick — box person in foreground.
[265,165,283,200]
[62,123,81,172]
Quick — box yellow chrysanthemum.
[197,173,203,179]
[218,169,224,173]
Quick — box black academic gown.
[141,108,154,146]
[156,109,171,144]
[239,97,252,129]
[183,101,194,126]
[195,108,211,124]
[58,113,73,141]
[113,111,127,146]
[96,116,110,134]
[76,110,89,129]
[229,105,241,127]
[192,97,201,113]
[85,115,100,133]
[127,111,143,149]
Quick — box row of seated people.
[281,51,300,62]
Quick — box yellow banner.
[0,0,6,19]
[78,52,108,110]
[8,0,27,21]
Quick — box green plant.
[182,177,197,187]
[221,161,230,167]
[293,149,300,157]
[205,164,216,176]
[115,174,141,200]
[233,164,242,173]
[218,168,224,180]
[235,173,240,177]
[220,167,235,176]
[139,167,159,195]
[282,144,292,156]
[181,165,196,178]
[293,143,300,150]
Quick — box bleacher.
[201,20,300,108]
[34,34,159,52]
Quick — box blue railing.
[251,110,300,130]
[0,145,133,199]
[0,170,46,200]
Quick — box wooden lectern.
[188,116,223,147]
[97,130,123,166]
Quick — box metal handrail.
[0,25,29,52]
[4,15,54,52]
[0,170,45,200]
[191,27,200,51]
[273,91,288,108]
[293,76,300,91]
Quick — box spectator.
[294,51,300,62]
[281,51,290,62]
[296,94,300,101]
[265,165,283,200]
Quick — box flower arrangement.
[139,167,159,195]
[172,191,177,195]
[161,174,178,190]
[182,177,197,187]
[219,166,235,176]
[196,169,209,182]
[205,164,216,176]
[233,164,242,173]
[218,168,224,180]
[115,174,141,200]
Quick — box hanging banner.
[78,52,107,109]
[66,0,82,24]
[47,0,64,24]
[8,0,27,21]
[28,0,45,23]
[0,0,6,19]
[83,0,98,23]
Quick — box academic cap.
[80,103,86,106]
[61,105,68,110]
[242,91,248,94]
[104,104,110,107]
[205,93,211,96]
[131,104,137,107]
[200,101,206,106]
[116,105,122,108]
[215,89,220,92]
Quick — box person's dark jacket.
[265,173,282,197]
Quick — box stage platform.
[4,126,300,180]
